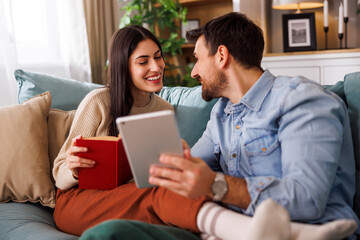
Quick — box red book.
[76,136,133,190]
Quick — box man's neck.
[226,65,264,104]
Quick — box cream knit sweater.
[53,87,173,190]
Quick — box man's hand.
[149,140,216,199]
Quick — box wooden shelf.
[176,0,232,77]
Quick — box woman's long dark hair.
[107,25,163,136]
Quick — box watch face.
[211,173,228,202]
[212,180,227,195]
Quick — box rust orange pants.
[53,182,207,236]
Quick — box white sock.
[197,200,290,240]
[291,219,357,240]
[200,233,222,240]
[197,202,252,240]
[197,200,357,240]
[245,199,291,240]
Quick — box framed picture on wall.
[181,19,200,42]
[282,13,316,52]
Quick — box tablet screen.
[116,110,183,188]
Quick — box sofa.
[0,69,359,240]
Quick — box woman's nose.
[150,59,162,72]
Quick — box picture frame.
[282,13,316,52]
[181,19,200,42]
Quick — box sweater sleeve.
[52,88,111,190]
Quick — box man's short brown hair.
[186,12,264,69]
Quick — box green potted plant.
[119,0,198,87]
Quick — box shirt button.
[236,125,240,129]
[232,153,237,158]
[262,147,266,152]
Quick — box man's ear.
[217,45,229,69]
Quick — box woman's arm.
[53,88,111,189]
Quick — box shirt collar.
[224,69,275,114]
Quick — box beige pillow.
[0,91,55,208]
[47,108,76,175]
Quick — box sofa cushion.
[79,219,199,240]
[0,92,56,208]
[324,72,360,220]
[158,86,218,147]
[323,80,346,105]
[343,72,360,218]
[0,202,78,240]
[15,69,102,111]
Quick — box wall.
[235,0,360,54]
[269,0,360,53]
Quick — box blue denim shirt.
[192,70,359,235]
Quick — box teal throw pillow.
[158,86,218,147]
[15,69,103,111]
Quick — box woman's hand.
[66,135,95,179]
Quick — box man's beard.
[201,71,228,102]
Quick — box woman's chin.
[148,82,163,92]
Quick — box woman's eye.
[154,56,162,60]
[139,61,148,65]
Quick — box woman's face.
[129,39,165,97]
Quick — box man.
[149,12,359,239]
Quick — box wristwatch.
[211,172,228,202]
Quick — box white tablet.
[116,110,183,188]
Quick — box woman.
[52,25,208,236]
[52,25,356,240]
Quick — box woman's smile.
[145,73,162,82]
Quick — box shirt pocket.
[244,129,281,177]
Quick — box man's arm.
[148,142,251,209]
[149,108,251,208]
